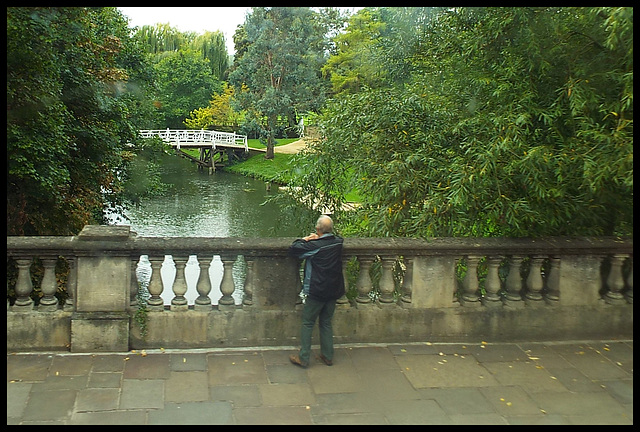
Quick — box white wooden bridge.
[139,129,250,172]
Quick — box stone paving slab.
[7,340,633,425]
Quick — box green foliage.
[184,82,243,129]
[153,49,223,128]
[190,31,229,80]
[229,7,337,158]
[7,7,155,235]
[295,7,633,238]
[321,8,387,96]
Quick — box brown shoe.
[317,354,333,366]
[289,354,308,368]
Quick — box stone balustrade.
[7,226,633,352]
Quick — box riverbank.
[224,137,309,184]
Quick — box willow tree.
[134,23,190,54]
[190,31,229,81]
[294,7,633,238]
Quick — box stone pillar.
[146,257,165,311]
[12,258,34,308]
[71,225,131,352]
[195,255,213,311]
[63,257,76,312]
[242,257,254,306]
[557,255,603,305]
[378,256,396,305]
[410,256,457,308]
[503,255,524,308]
[355,257,374,305]
[524,256,545,305]
[481,256,503,307]
[170,256,189,311]
[251,255,301,309]
[336,256,351,306]
[218,254,237,308]
[400,257,413,306]
[38,257,59,311]
[544,257,560,306]
[459,255,481,307]
[604,254,628,305]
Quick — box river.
[109,153,307,305]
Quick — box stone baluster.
[544,257,560,306]
[63,257,76,311]
[129,256,139,310]
[503,255,524,307]
[524,256,545,305]
[460,255,481,307]
[355,257,374,305]
[604,254,628,305]
[171,256,189,311]
[400,257,413,305]
[218,254,237,307]
[38,258,59,311]
[147,257,165,311]
[378,256,396,304]
[624,258,632,304]
[242,257,254,306]
[336,256,350,306]
[13,258,33,308]
[481,256,503,307]
[195,255,213,311]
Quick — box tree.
[229,7,334,159]
[153,49,223,128]
[184,82,243,130]
[293,7,633,238]
[190,31,229,81]
[7,7,155,235]
[133,23,191,54]
[321,8,387,96]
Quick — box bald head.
[315,215,334,235]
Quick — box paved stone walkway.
[7,340,632,424]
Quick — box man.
[288,215,345,368]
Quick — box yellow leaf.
[506,402,512,406]
[400,348,407,353]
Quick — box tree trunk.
[264,115,276,160]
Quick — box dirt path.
[273,137,309,154]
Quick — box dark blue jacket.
[288,233,345,302]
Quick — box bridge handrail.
[139,129,248,151]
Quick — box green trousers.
[298,297,336,364]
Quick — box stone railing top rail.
[7,227,633,257]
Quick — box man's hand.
[303,233,319,241]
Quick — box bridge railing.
[7,226,633,352]
[139,129,248,151]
